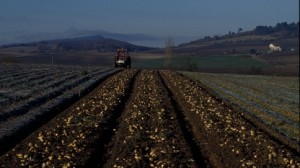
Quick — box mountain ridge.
[0,35,157,53]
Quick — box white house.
[269,43,282,52]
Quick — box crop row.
[104,70,197,167]
[0,63,120,155]
[161,70,299,167]
[0,64,72,84]
[0,64,108,111]
[0,66,298,167]
[180,71,299,142]
[0,69,138,167]
[0,64,104,107]
[0,66,61,106]
[0,68,112,120]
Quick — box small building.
[269,43,282,52]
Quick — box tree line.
[254,22,299,35]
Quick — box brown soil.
[0,70,299,167]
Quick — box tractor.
[114,48,131,68]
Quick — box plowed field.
[0,69,299,168]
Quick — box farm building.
[269,43,282,52]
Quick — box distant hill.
[157,22,297,57]
[0,35,157,53]
[0,22,298,75]
[143,22,299,76]
[53,35,157,52]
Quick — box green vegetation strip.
[133,55,268,69]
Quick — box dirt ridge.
[0,69,299,167]
[161,70,299,167]
[158,71,210,167]
[0,69,121,156]
[179,72,300,153]
[103,70,200,167]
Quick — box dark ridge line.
[84,70,141,167]
[157,71,209,168]
[0,69,121,157]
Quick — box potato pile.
[1,69,298,168]
[104,70,197,167]
[0,70,138,167]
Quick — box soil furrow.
[158,71,210,167]
[103,70,197,167]
[0,69,120,157]
[84,69,140,167]
[191,75,300,153]
[160,70,300,167]
[0,69,138,167]
[0,68,299,167]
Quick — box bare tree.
[51,44,59,66]
[164,36,174,69]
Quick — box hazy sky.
[0,0,299,46]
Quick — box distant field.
[1,48,297,76]
[180,71,300,142]
[133,54,269,69]
[0,52,115,66]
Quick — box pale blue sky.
[0,0,299,46]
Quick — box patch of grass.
[0,56,18,63]
[133,58,165,68]
[132,55,269,69]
